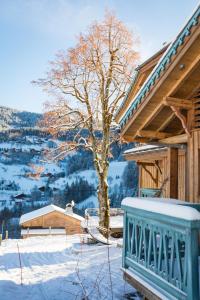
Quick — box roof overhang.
[118,6,200,142]
[124,145,168,161]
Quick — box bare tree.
[35,12,139,232]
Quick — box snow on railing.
[122,198,200,300]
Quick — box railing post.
[122,211,127,268]
[187,227,199,300]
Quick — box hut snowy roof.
[124,145,167,161]
[19,204,84,225]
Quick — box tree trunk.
[98,174,110,237]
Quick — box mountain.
[0,106,42,130]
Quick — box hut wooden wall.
[139,149,186,200]
[21,211,82,235]
[140,165,158,189]
[140,159,168,197]
[178,150,186,201]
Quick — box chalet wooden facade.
[117,5,200,300]
[116,5,200,203]
[20,204,84,237]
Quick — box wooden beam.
[137,162,155,167]
[137,102,164,132]
[157,112,175,132]
[158,133,188,144]
[163,96,193,110]
[137,130,172,140]
[170,106,191,136]
[123,135,149,144]
[123,135,149,143]
[168,148,178,198]
[166,54,200,97]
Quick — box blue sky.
[0,0,199,113]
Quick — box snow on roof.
[20,205,65,224]
[121,197,200,221]
[124,145,166,155]
[19,204,84,224]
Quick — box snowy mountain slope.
[76,195,98,209]
[50,161,127,190]
[0,106,41,130]
[0,235,139,300]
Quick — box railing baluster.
[135,223,138,258]
[147,228,152,268]
[153,230,157,272]
[163,231,169,280]
[143,226,147,266]
[169,233,175,283]
[158,230,163,273]
[175,233,182,286]
[138,224,143,262]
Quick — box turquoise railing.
[120,5,200,128]
[139,188,162,197]
[122,199,200,300]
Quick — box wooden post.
[5,230,8,240]
[168,148,178,198]
[187,228,199,299]
[0,234,2,246]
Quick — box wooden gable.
[117,9,200,144]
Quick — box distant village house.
[20,204,84,238]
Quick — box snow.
[82,215,123,229]
[0,162,48,194]
[122,197,200,220]
[20,205,84,224]
[76,195,99,209]
[50,161,127,191]
[0,235,139,300]
[0,142,44,151]
[124,144,166,154]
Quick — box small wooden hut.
[20,204,84,238]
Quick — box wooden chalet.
[117,5,200,300]
[116,6,200,203]
[20,204,84,237]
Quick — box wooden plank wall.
[139,149,186,200]
[188,130,200,203]
[140,165,158,189]
[178,151,186,200]
[22,211,82,234]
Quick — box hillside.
[0,106,138,238]
[0,106,41,130]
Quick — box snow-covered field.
[0,235,140,300]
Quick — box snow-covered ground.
[0,235,140,300]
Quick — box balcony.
[122,198,200,300]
